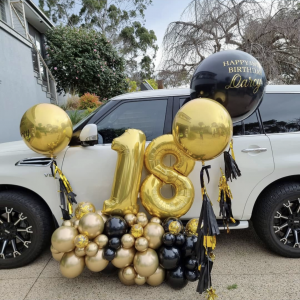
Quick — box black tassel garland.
[224,139,241,181]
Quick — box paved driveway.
[1,224,300,300]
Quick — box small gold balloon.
[85,242,98,257]
[95,210,108,223]
[60,251,85,278]
[137,214,148,227]
[75,247,86,257]
[131,224,143,238]
[169,221,182,235]
[133,248,159,277]
[85,248,109,272]
[51,226,78,253]
[70,216,78,225]
[75,202,96,219]
[112,247,136,269]
[135,237,148,252]
[74,234,89,248]
[185,218,199,236]
[150,217,161,224]
[50,245,60,254]
[124,214,137,227]
[62,220,73,227]
[122,266,136,281]
[118,268,135,286]
[73,219,80,229]
[135,274,146,285]
[94,234,108,248]
[143,222,164,249]
[136,212,147,218]
[121,234,135,249]
[78,212,104,239]
[52,252,64,262]
[146,266,165,286]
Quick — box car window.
[97,100,168,143]
[259,93,300,133]
[180,97,190,107]
[233,111,261,136]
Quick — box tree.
[45,25,128,98]
[160,0,300,84]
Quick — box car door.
[173,96,275,220]
[62,97,173,211]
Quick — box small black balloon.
[104,216,128,237]
[166,265,188,290]
[162,217,179,232]
[175,233,185,247]
[101,262,118,275]
[108,237,121,250]
[102,247,116,261]
[185,269,198,282]
[162,233,175,246]
[185,256,198,271]
[158,246,181,270]
[182,235,198,258]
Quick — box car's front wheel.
[0,190,54,268]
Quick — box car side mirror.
[80,124,98,146]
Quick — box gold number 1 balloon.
[102,129,146,215]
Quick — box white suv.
[1,85,300,268]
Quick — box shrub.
[79,93,102,110]
[69,110,84,125]
[66,95,80,110]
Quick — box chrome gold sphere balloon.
[118,268,135,286]
[131,224,143,238]
[85,242,98,257]
[94,234,108,248]
[135,274,146,285]
[50,245,60,254]
[62,220,73,227]
[78,212,104,239]
[60,251,85,278]
[136,214,148,227]
[133,248,159,277]
[96,210,108,223]
[150,217,161,225]
[124,214,137,227]
[73,219,80,229]
[70,216,78,225]
[135,237,148,252]
[172,98,233,161]
[85,248,109,272]
[185,218,199,236]
[74,234,89,248]
[169,221,182,235]
[143,222,164,249]
[146,266,165,286]
[75,247,86,257]
[51,226,78,253]
[112,247,136,269]
[75,202,96,219]
[121,234,135,249]
[52,252,64,262]
[122,266,136,281]
[20,103,73,157]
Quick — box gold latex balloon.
[75,247,86,257]
[75,202,96,219]
[78,212,104,239]
[124,214,137,227]
[85,248,109,272]
[94,234,108,248]
[118,268,135,286]
[70,216,78,225]
[133,248,159,277]
[146,266,165,286]
[140,134,195,219]
[52,252,64,262]
[20,103,72,157]
[62,220,73,227]
[135,237,148,252]
[74,234,89,248]
[150,217,161,225]
[136,212,147,218]
[169,221,182,235]
[51,226,77,253]
[60,251,85,278]
[185,218,199,236]
[121,234,135,249]
[143,223,164,250]
[122,266,136,281]
[112,247,136,269]
[95,210,108,223]
[137,214,148,228]
[135,274,146,285]
[85,242,98,257]
[50,245,60,254]
[102,129,146,216]
[172,98,233,161]
[131,224,143,238]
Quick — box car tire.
[0,190,54,268]
[252,181,300,258]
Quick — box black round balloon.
[158,246,181,270]
[108,237,121,250]
[175,233,185,247]
[190,50,267,123]
[166,265,188,290]
[162,217,178,232]
[102,247,116,261]
[101,262,118,275]
[184,269,198,282]
[104,216,128,237]
[162,233,175,246]
[182,235,198,258]
[185,256,198,271]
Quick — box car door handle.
[242,148,267,153]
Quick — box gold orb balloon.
[20,103,73,157]
[124,214,137,227]
[60,251,85,278]
[75,202,96,219]
[135,274,146,285]
[122,266,136,281]
[78,212,104,239]
[74,234,89,248]
[94,234,108,248]
[185,218,199,236]
[137,214,148,227]
[62,220,73,227]
[135,237,148,252]
[73,219,80,229]
[133,248,159,277]
[146,266,165,286]
[121,234,135,249]
[112,247,136,269]
[51,226,78,253]
[95,210,108,223]
[85,242,98,257]
[136,212,147,218]
[75,247,86,257]
[150,217,161,224]
[169,221,182,235]
[131,224,143,238]
[143,223,164,249]
[52,252,64,262]
[118,268,135,286]
[172,98,233,161]
[50,245,60,254]
[85,248,109,272]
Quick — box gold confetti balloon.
[121,234,135,249]
[169,221,182,235]
[118,268,135,286]
[75,202,96,219]
[85,242,98,257]
[51,226,78,253]
[131,224,143,238]
[185,218,199,236]
[60,251,85,278]
[124,214,137,227]
[146,266,165,286]
[78,212,104,239]
[75,247,86,257]
[143,222,164,249]
[74,234,89,248]
[135,274,146,285]
[122,266,136,281]
[135,237,148,252]
[94,234,108,248]
[85,248,109,272]
[133,248,159,277]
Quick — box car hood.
[0,140,32,154]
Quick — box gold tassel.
[205,287,218,300]
[229,139,235,160]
